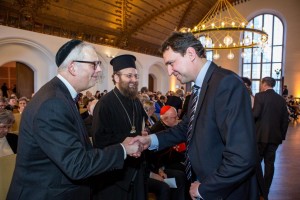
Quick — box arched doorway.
[148,74,154,92]
[0,61,34,99]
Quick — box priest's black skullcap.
[55,39,83,67]
[110,54,136,72]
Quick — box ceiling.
[0,0,243,57]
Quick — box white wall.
[0,25,168,94]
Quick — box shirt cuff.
[120,143,127,159]
[149,134,159,150]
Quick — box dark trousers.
[258,143,279,196]
[148,169,187,200]
[148,178,171,200]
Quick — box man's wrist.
[120,143,127,159]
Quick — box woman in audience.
[18,96,28,114]
[143,100,158,128]
[0,110,18,157]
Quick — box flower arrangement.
[275,68,281,75]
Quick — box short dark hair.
[160,32,206,58]
[241,77,252,87]
[159,95,166,100]
[262,77,276,87]
[141,87,148,94]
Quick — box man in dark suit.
[253,77,289,197]
[132,32,260,200]
[7,40,143,200]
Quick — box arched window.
[199,36,213,61]
[241,14,284,95]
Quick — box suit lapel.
[54,77,92,148]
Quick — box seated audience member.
[147,167,186,200]
[143,100,158,128]
[94,90,101,99]
[141,86,149,94]
[18,97,28,114]
[0,110,18,157]
[5,97,17,112]
[154,95,167,119]
[81,98,94,120]
[83,99,98,137]
[147,105,187,200]
[0,97,7,112]
[138,93,150,105]
[166,89,183,117]
[10,93,18,101]
[150,105,185,171]
[82,90,95,108]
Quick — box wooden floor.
[267,119,300,200]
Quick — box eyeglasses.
[73,60,101,70]
[118,73,139,79]
[0,124,12,130]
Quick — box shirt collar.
[194,60,211,87]
[57,74,77,99]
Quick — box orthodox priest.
[92,54,148,200]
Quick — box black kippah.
[55,39,83,67]
[110,54,136,72]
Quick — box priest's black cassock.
[92,87,148,200]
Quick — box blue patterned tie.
[185,85,200,180]
[74,94,80,103]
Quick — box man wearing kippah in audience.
[92,54,148,200]
[7,40,143,200]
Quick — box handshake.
[121,133,151,158]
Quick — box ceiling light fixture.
[179,0,268,59]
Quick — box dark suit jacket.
[179,94,191,119]
[156,62,259,200]
[7,77,124,200]
[253,89,289,144]
[6,133,18,153]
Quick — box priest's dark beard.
[119,79,138,99]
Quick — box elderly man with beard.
[92,54,148,200]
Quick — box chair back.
[0,154,16,200]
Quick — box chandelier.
[179,0,268,60]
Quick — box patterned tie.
[185,84,200,180]
[74,94,80,103]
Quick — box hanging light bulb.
[223,35,233,46]
[241,51,246,58]
[227,51,234,59]
[213,51,220,60]
[205,36,212,47]
[243,36,252,45]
